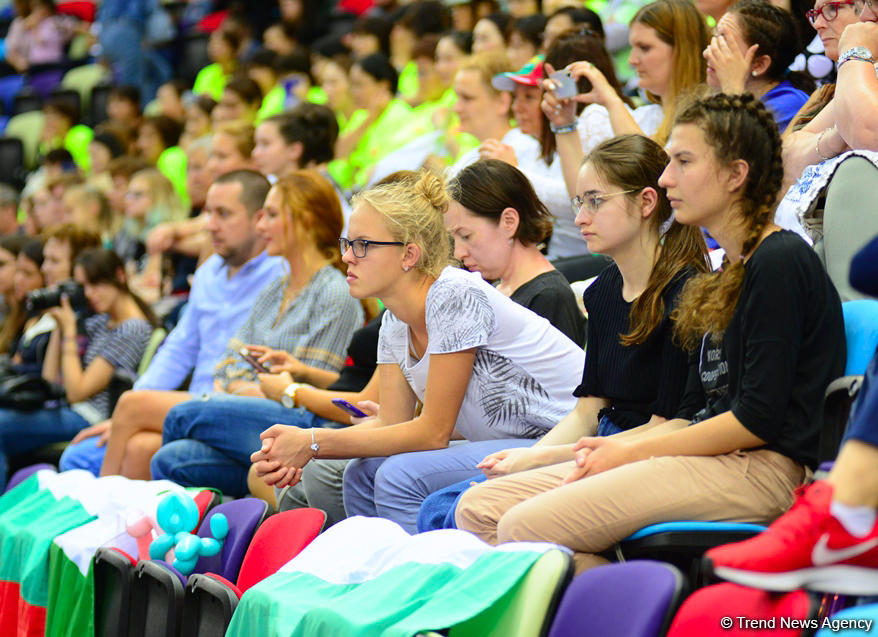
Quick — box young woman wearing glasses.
[251,170,585,533]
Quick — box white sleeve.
[425,275,495,354]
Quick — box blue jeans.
[416,414,624,532]
[0,405,89,490]
[342,438,534,534]
[150,394,328,497]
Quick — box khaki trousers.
[455,449,806,574]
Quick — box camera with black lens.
[25,280,89,317]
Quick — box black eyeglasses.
[806,0,854,23]
[339,237,405,258]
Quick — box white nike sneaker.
[704,481,878,594]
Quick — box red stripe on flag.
[0,580,46,637]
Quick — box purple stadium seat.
[4,463,56,493]
[547,560,687,637]
[192,497,270,582]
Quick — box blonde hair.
[213,120,256,158]
[632,0,710,144]
[65,183,119,239]
[130,167,186,224]
[353,170,451,277]
[457,51,512,96]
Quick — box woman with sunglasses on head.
[420,133,709,531]
[251,170,585,533]
[774,0,878,301]
[457,93,845,574]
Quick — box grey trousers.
[275,458,351,527]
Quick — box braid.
[671,93,784,349]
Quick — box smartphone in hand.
[238,347,270,374]
[332,398,369,418]
[549,70,578,99]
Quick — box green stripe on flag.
[46,543,95,637]
[0,474,41,513]
[227,549,544,637]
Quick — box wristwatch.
[281,382,308,408]
[838,46,875,70]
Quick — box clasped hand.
[250,425,313,488]
[561,436,636,484]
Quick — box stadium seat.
[3,463,56,493]
[666,582,819,636]
[547,560,687,637]
[11,90,42,116]
[48,87,82,122]
[61,64,110,123]
[4,110,45,169]
[89,83,113,128]
[0,137,26,189]
[130,559,186,637]
[92,490,221,637]
[180,508,326,636]
[816,602,878,636]
[179,34,210,87]
[841,300,878,377]
[550,253,611,284]
[0,75,25,115]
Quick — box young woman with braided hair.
[456,93,846,574]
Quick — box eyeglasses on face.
[571,189,639,216]
[339,237,406,258]
[806,0,854,24]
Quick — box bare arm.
[835,22,878,150]
[253,351,475,485]
[41,325,62,383]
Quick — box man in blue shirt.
[59,170,284,476]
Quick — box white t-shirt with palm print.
[377,266,584,441]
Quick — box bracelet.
[550,121,578,135]
[815,126,836,161]
[310,428,320,459]
[838,54,874,70]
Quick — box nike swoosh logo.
[812,533,878,565]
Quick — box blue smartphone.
[332,398,368,418]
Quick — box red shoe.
[704,481,878,595]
